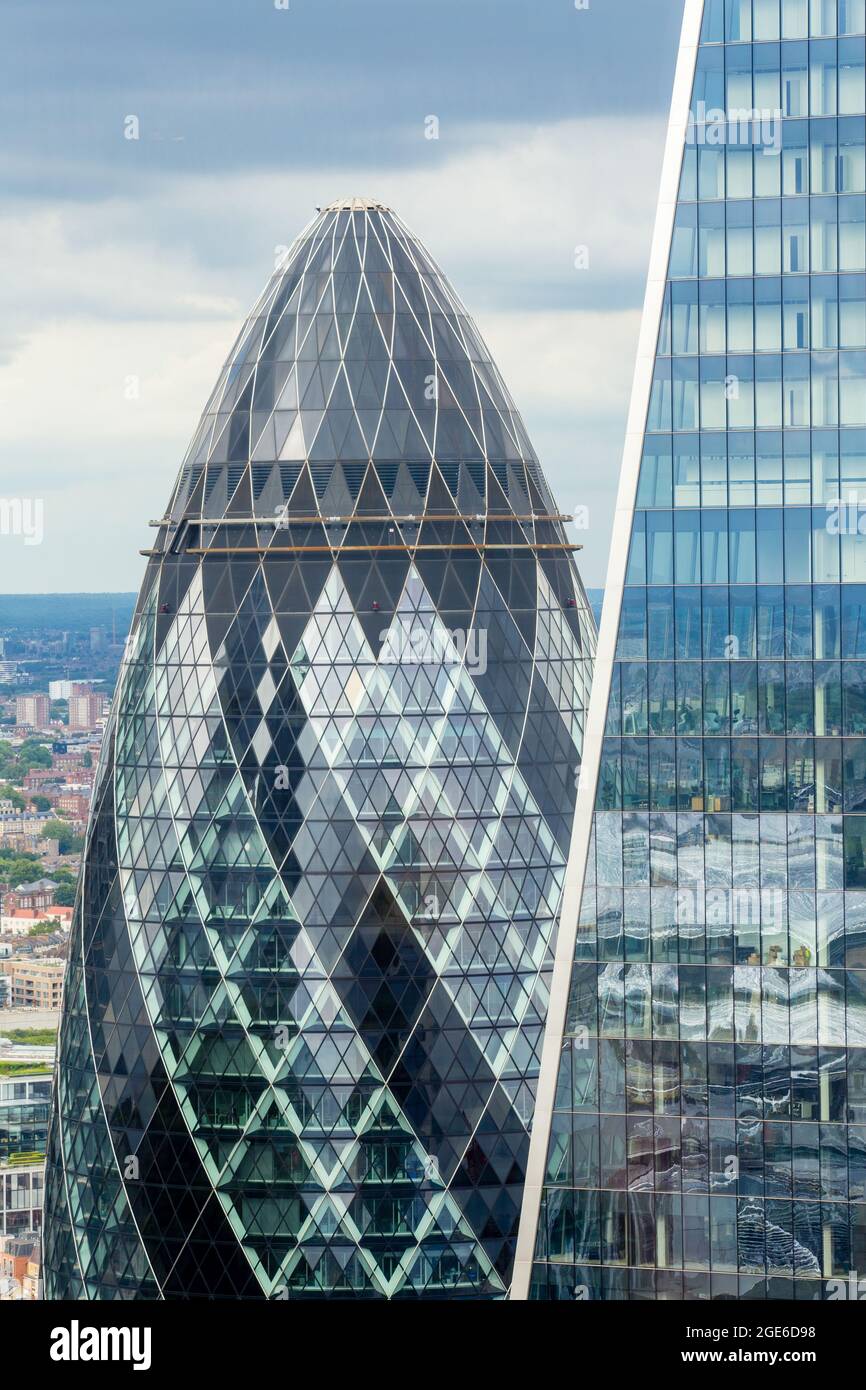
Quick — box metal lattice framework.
[44,201,595,1299]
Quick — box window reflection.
[537,2,866,1302]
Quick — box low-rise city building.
[21,1256,40,1300]
[52,792,90,819]
[0,833,59,858]
[0,816,57,855]
[0,905,73,936]
[0,1237,40,1300]
[21,767,57,790]
[1,960,64,1010]
[3,879,57,914]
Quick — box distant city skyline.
[0,0,686,593]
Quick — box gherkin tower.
[43,198,596,1300]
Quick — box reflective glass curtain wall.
[529,0,866,1301]
[43,201,595,1300]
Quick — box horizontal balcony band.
[149,512,574,526]
[140,541,582,556]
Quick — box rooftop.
[319,196,391,212]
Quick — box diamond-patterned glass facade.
[43,199,595,1299]
[529,0,866,1302]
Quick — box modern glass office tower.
[518,0,866,1301]
[0,1072,51,1238]
[42,199,595,1299]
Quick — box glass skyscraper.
[42,199,595,1299]
[520,0,866,1302]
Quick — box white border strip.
[510,0,705,1300]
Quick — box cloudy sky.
[0,0,686,594]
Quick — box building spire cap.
[319,196,392,212]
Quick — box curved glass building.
[43,198,595,1300]
[520,0,866,1303]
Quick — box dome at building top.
[320,196,392,211]
[166,202,559,527]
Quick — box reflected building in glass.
[519,0,866,1301]
[42,199,595,1299]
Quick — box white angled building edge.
[510,0,705,1301]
